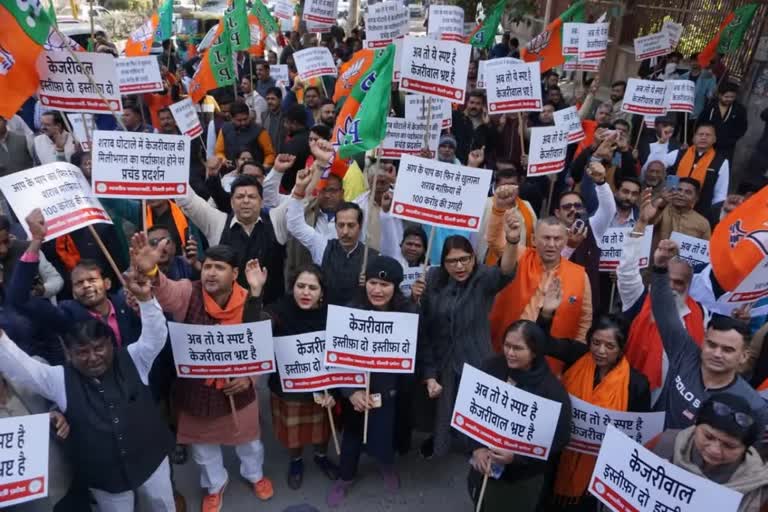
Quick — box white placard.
[621,78,669,116]
[670,232,709,273]
[324,305,419,373]
[377,117,441,159]
[365,2,409,48]
[589,426,743,512]
[404,95,452,129]
[269,64,290,87]
[527,126,569,176]
[562,22,583,56]
[567,395,665,456]
[0,163,111,241]
[643,115,657,130]
[169,98,203,138]
[578,22,609,60]
[280,16,293,32]
[451,363,562,460]
[303,0,338,24]
[274,0,295,19]
[168,321,276,378]
[0,414,49,507]
[400,36,471,104]
[633,32,672,61]
[718,256,768,305]
[664,79,695,113]
[391,154,492,230]
[598,226,654,271]
[37,51,122,114]
[91,131,191,199]
[306,20,334,33]
[486,59,542,114]
[399,265,424,297]
[553,106,585,143]
[293,47,338,80]
[662,20,683,49]
[115,56,163,94]
[274,331,367,392]
[65,113,96,151]
[563,56,601,72]
[427,5,465,42]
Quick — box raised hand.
[586,161,607,185]
[25,209,47,241]
[273,153,296,173]
[426,378,442,399]
[310,138,335,166]
[467,146,485,168]
[381,190,393,213]
[653,239,679,268]
[494,184,518,210]
[410,276,426,303]
[123,268,152,302]
[541,277,562,316]
[129,232,166,275]
[185,236,202,272]
[639,188,659,224]
[244,258,268,297]
[293,168,312,194]
[503,209,521,244]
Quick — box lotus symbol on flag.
[729,220,768,256]
[526,29,552,57]
[0,45,15,75]
[341,57,365,89]
[337,116,362,146]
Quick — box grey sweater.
[650,268,768,431]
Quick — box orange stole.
[488,249,586,375]
[675,146,715,186]
[145,201,189,249]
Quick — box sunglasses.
[559,202,583,211]
[148,236,170,247]
[711,401,755,428]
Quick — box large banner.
[168,321,276,378]
[37,52,122,114]
[0,163,112,241]
[92,131,191,199]
[527,126,569,177]
[274,331,367,392]
[324,305,419,373]
[664,80,695,114]
[169,98,204,138]
[377,117,441,159]
[400,36,471,103]
[633,31,672,61]
[391,154,492,230]
[427,5,464,41]
[621,79,669,116]
[294,47,338,80]
[0,414,49,507]
[404,95,452,129]
[578,22,609,60]
[589,426,743,512]
[302,0,338,24]
[485,60,543,114]
[451,364,563,460]
[115,56,163,94]
[365,2,408,48]
[598,226,654,271]
[553,106,586,143]
[567,395,665,456]
[670,231,709,273]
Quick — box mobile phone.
[665,175,680,191]
[370,393,382,408]
[573,214,586,232]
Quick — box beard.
[671,290,687,311]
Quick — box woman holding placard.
[326,255,419,507]
[537,278,651,511]
[242,260,339,490]
[468,319,572,512]
[412,211,521,459]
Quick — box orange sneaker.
[201,480,227,512]
[253,477,274,500]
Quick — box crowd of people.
[1,10,768,512]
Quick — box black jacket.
[699,100,748,153]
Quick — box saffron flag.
[0,0,53,119]
[466,0,506,50]
[334,44,395,159]
[224,0,250,51]
[188,25,236,103]
[333,49,375,103]
[125,0,173,57]
[698,3,758,68]
[709,185,768,291]
[521,0,585,72]
[251,0,280,35]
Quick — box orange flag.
[521,0,585,73]
[247,13,267,57]
[710,185,768,292]
[125,12,159,57]
[0,1,53,119]
[333,49,375,103]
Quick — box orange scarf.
[553,354,630,501]
[624,294,704,391]
[676,146,716,186]
[146,201,189,249]
[55,235,81,272]
[516,197,535,248]
[202,283,248,388]
[758,379,768,393]
[488,249,585,376]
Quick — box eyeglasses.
[444,255,473,267]
[148,236,170,247]
[559,202,583,211]
[710,401,755,428]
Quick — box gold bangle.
[145,265,159,277]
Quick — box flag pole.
[517,113,526,157]
[88,226,127,288]
[363,371,370,444]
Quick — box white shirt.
[33,133,75,165]
[0,299,167,412]
[562,181,617,259]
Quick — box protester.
[467,319,571,512]
[215,100,276,169]
[261,86,286,150]
[0,115,33,176]
[118,104,153,133]
[699,82,748,161]
[450,90,495,165]
[477,176,537,264]
[650,394,768,512]
[33,111,75,165]
[413,213,521,458]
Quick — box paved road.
[172,387,474,512]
